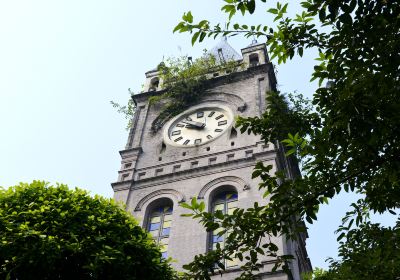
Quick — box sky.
[0,0,396,271]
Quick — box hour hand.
[182,120,205,129]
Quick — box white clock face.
[164,106,233,147]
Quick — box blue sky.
[0,0,395,270]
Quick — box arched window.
[249,53,259,67]
[149,77,160,91]
[210,190,238,268]
[147,202,173,259]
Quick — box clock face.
[164,106,233,147]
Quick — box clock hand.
[182,120,205,128]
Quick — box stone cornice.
[131,64,273,104]
[119,147,142,158]
[129,153,276,191]
[135,144,262,172]
[111,143,277,191]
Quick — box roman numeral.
[171,130,181,136]
[197,111,204,118]
[194,138,202,144]
[215,114,224,120]
[208,111,215,117]
[176,123,184,128]
[174,136,183,142]
[218,120,227,126]
[183,140,190,145]
[206,135,213,139]
[215,129,223,132]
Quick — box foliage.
[150,54,242,133]
[237,91,317,160]
[179,191,295,280]
[174,0,400,279]
[323,221,400,280]
[302,267,328,280]
[112,54,242,133]
[319,200,400,280]
[0,181,176,280]
[110,88,137,130]
[178,94,312,280]
[304,208,400,280]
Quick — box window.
[210,191,238,268]
[149,77,160,91]
[249,53,259,67]
[148,204,173,259]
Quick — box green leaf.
[319,8,326,22]
[179,202,192,210]
[185,11,193,23]
[191,197,198,208]
[268,8,278,14]
[247,0,255,14]
[298,47,303,57]
[337,232,345,241]
[191,32,200,46]
[199,32,207,42]
[199,201,205,212]
[256,247,265,255]
[173,22,184,33]
[181,213,194,217]
[339,13,352,24]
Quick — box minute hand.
[183,120,206,128]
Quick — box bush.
[0,181,176,280]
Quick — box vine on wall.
[150,53,242,133]
[112,52,243,133]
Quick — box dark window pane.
[164,206,173,213]
[148,203,173,260]
[230,193,238,199]
[210,191,238,267]
[162,227,171,236]
[149,223,160,231]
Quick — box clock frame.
[162,104,234,147]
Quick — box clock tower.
[112,38,311,279]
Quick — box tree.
[0,181,176,280]
[173,0,400,279]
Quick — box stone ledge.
[129,152,278,191]
[133,142,274,180]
